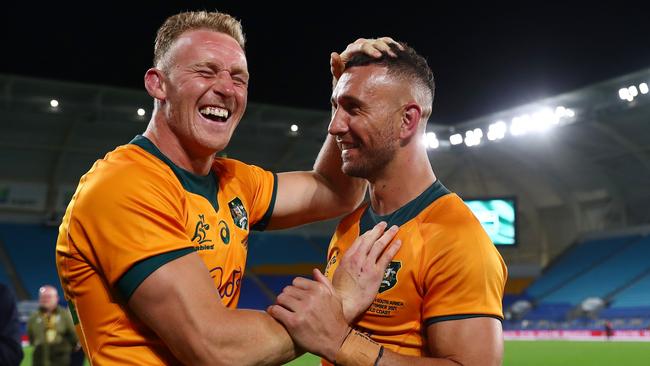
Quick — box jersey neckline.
[129,135,219,212]
[359,180,451,233]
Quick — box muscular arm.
[129,252,299,366]
[376,317,503,366]
[266,133,366,230]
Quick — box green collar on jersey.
[359,180,450,233]
[130,135,219,212]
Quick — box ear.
[144,68,166,101]
[399,102,422,140]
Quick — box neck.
[368,148,435,216]
[143,113,215,176]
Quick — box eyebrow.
[194,61,249,77]
[332,94,365,108]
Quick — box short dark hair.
[345,42,435,107]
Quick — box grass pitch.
[21,340,650,365]
[283,340,650,366]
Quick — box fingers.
[372,38,398,57]
[267,304,293,322]
[276,288,304,312]
[359,42,383,58]
[340,37,403,62]
[313,268,335,294]
[367,225,399,262]
[292,276,318,290]
[347,221,388,257]
[377,239,402,269]
[378,36,405,52]
[330,52,345,80]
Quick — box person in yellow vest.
[27,286,78,366]
[270,40,508,366]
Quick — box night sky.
[2,2,648,124]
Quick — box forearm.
[312,133,366,211]
[129,253,302,366]
[147,305,299,366]
[266,134,366,230]
[202,308,301,366]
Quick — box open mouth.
[339,142,360,151]
[199,106,230,122]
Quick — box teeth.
[199,106,229,119]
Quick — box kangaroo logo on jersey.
[228,197,248,230]
[379,261,401,293]
[191,214,212,245]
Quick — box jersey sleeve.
[68,163,194,300]
[421,219,507,325]
[214,158,277,231]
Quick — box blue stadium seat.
[526,235,642,300]
[540,236,650,305]
[0,223,60,299]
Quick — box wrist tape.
[334,330,383,366]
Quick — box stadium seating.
[610,271,650,307]
[246,233,329,267]
[521,302,574,321]
[525,235,642,300]
[0,223,60,299]
[540,236,650,305]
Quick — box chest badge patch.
[228,197,248,230]
[379,261,401,293]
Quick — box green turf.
[22,341,650,365]
[20,346,31,366]
[503,340,650,366]
[282,341,650,366]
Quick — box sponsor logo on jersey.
[228,197,248,230]
[325,248,339,277]
[218,220,230,245]
[208,265,242,300]
[192,214,214,250]
[379,261,401,293]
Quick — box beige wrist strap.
[334,330,382,366]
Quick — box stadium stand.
[540,235,650,305]
[609,270,650,307]
[0,223,59,300]
[525,235,642,300]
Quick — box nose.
[212,70,236,98]
[328,108,350,136]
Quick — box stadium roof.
[0,64,648,266]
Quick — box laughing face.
[328,65,404,180]
[157,29,249,156]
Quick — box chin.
[342,164,368,179]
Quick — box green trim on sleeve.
[116,247,195,301]
[424,314,503,327]
[67,302,79,325]
[252,172,278,231]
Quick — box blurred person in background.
[27,285,78,366]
